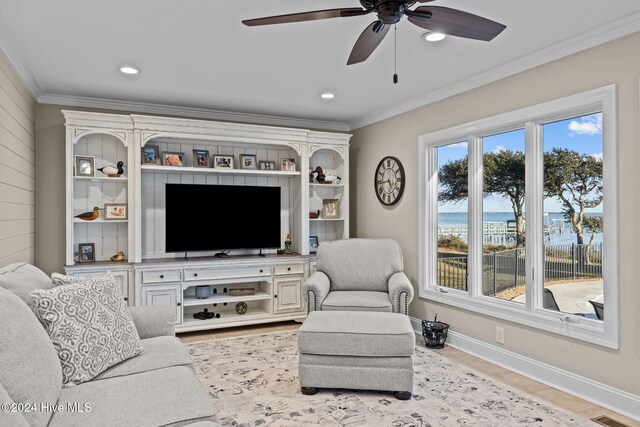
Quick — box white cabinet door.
[141,284,182,324]
[67,269,130,305]
[273,276,304,314]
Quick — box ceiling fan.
[242,1,506,65]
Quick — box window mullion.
[525,121,543,312]
[468,135,483,299]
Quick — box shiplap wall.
[141,139,298,258]
[0,51,36,266]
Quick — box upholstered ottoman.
[298,311,415,400]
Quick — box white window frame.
[418,85,619,349]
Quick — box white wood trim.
[140,165,300,177]
[409,317,640,422]
[418,85,619,349]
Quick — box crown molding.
[0,12,43,97]
[348,11,640,130]
[38,94,350,132]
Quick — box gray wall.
[350,31,640,396]
[0,50,36,266]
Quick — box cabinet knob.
[260,269,263,273]
[123,297,128,301]
[287,267,291,271]
[274,295,278,298]
[194,273,198,277]
[160,275,165,279]
[177,302,182,307]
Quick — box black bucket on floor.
[421,317,449,349]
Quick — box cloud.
[591,152,603,161]
[568,114,602,136]
[492,145,506,154]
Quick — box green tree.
[582,215,603,264]
[439,150,526,246]
[543,148,603,245]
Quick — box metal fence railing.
[437,243,602,296]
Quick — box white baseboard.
[410,316,640,421]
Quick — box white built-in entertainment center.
[63,111,350,331]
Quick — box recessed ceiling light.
[424,32,446,42]
[119,66,140,75]
[320,93,336,100]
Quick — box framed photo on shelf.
[239,154,257,169]
[78,243,95,263]
[162,151,184,167]
[213,155,234,169]
[142,145,161,165]
[259,160,276,170]
[103,203,128,221]
[74,155,95,177]
[193,149,210,168]
[309,236,319,253]
[280,158,296,171]
[322,199,339,219]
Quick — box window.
[419,86,618,348]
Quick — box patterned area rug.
[187,331,593,426]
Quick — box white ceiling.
[1,0,640,130]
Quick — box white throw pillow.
[30,273,144,386]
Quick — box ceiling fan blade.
[347,21,390,65]
[408,6,506,41]
[243,8,368,26]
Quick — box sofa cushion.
[298,311,415,357]
[95,336,193,380]
[0,287,62,427]
[0,262,53,309]
[30,274,144,386]
[49,366,217,427]
[316,239,403,292]
[321,290,392,312]
[0,382,29,427]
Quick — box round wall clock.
[374,156,405,206]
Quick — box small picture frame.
[193,149,210,168]
[103,203,128,221]
[322,199,339,219]
[74,155,95,177]
[78,243,95,263]
[309,236,319,253]
[162,151,184,167]
[142,145,161,165]
[240,154,257,169]
[213,155,234,169]
[259,160,276,171]
[281,158,296,171]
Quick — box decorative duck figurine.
[324,174,342,184]
[97,161,125,177]
[313,166,325,183]
[110,251,126,262]
[74,207,101,221]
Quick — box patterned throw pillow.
[51,272,97,286]
[30,273,144,387]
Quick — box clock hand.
[377,180,391,185]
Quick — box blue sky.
[438,113,603,213]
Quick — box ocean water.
[438,212,603,246]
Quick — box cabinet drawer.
[184,265,271,281]
[274,263,305,276]
[141,269,182,284]
[67,269,129,302]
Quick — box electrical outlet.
[495,326,505,344]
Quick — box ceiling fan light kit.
[242,1,506,66]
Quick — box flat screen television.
[165,184,281,254]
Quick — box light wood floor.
[178,321,638,427]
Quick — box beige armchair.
[303,238,414,315]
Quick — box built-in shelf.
[310,183,344,188]
[182,290,271,307]
[141,165,301,177]
[310,218,345,222]
[73,219,128,223]
[73,176,128,182]
[180,308,271,327]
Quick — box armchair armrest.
[128,306,175,339]
[388,272,414,315]
[302,271,331,313]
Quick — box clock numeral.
[386,159,391,168]
[378,186,384,195]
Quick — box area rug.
[187,331,593,426]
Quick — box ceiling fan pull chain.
[393,24,398,84]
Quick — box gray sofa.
[0,263,219,427]
[303,238,414,315]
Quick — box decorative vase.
[195,286,211,299]
[284,234,292,254]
